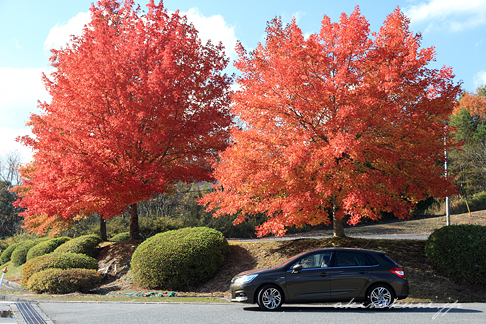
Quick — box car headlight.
[233,274,258,284]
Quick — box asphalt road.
[35,301,485,324]
[229,233,430,242]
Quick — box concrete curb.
[0,281,28,294]
[0,294,31,302]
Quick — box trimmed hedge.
[27,237,71,261]
[21,252,99,286]
[426,225,486,287]
[131,227,229,290]
[54,234,102,258]
[26,268,102,294]
[109,232,130,242]
[11,238,48,266]
[0,243,19,265]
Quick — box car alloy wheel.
[366,285,394,309]
[257,285,283,311]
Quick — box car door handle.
[321,272,329,277]
[359,270,368,274]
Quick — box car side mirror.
[292,264,302,273]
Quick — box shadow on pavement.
[243,304,483,314]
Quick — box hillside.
[94,210,486,302]
[3,210,485,302]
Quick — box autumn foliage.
[452,89,486,119]
[201,7,461,237]
[14,0,232,239]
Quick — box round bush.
[10,238,48,266]
[21,252,99,285]
[426,225,486,287]
[131,227,229,290]
[27,237,71,261]
[26,268,101,294]
[109,232,130,242]
[54,234,102,258]
[0,243,19,265]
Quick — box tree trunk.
[129,203,140,241]
[99,214,107,241]
[332,203,345,237]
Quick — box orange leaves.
[453,91,486,119]
[14,0,232,232]
[202,6,461,237]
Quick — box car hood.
[235,268,269,277]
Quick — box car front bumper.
[230,283,256,303]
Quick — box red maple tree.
[13,0,233,240]
[201,7,461,237]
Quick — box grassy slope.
[204,238,484,303]
[197,210,486,302]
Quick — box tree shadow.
[196,245,257,293]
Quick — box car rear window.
[335,251,369,267]
[364,253,379,266]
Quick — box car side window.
[335,252,369,267]
[292,252,332,269]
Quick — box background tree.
[13,0,232,241]
[0,180,24,238]
[0,151,24,237]
[201,7,461,237]
[452,86,486,118]
[0,151,22,187]
[449,86,486,196]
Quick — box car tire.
[256,285,283,311]
[365,284,395,310]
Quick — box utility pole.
[445,125,451,226]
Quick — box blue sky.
[1,0,486,160]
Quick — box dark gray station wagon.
[230,247,409,310]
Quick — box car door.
[284,251,332,302]
[329,251,373,300]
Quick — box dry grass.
[198,237,485,303]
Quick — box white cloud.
[0,127,34,162]
[0,67,49,161]
[12,38,21,49]
[44,11,91,52]
[0,67,50,160]
[474,71,486,88]
[405,0,486,32]
[181,8,238,61]
[0,67,50,128]
[44,8,238,61]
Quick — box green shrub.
[131,227,229,290]
[26,268,101,294]
[27,237,71,261]
[426,225,486,287]
[109,232,130,242]
[469,191,486,211]
[54,234,102,258]
[0,243,19,265]
[22,252,98,285]
[10,238,49,266]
